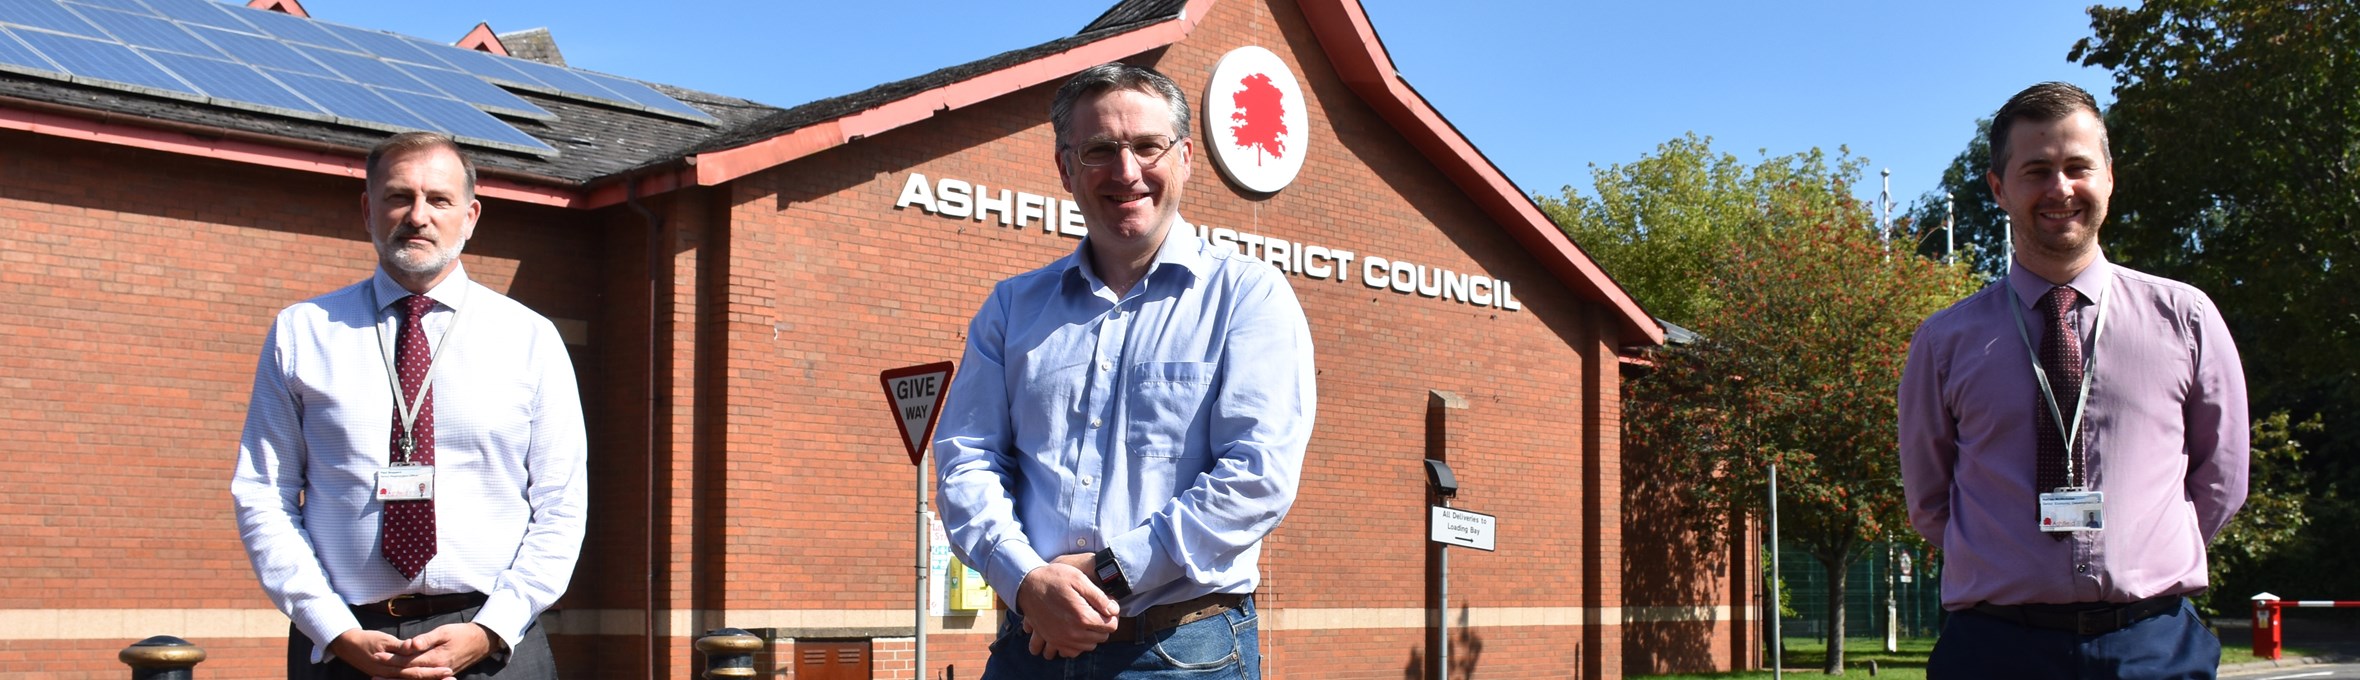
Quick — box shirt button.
[1100,360,1112,371]
[1076,539,1087,547]
[2076,564,2089,574]
[1090,417,1102,428]
[1081,477,1093,487]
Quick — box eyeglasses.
[1067,135,1180,168]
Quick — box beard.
[381,235,465,276]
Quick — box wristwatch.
[1092,548,1132,600]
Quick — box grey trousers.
[287,604,555,679]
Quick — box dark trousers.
[287,604,555,679]
[1928,598,2219,679]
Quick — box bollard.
[119,636,204,680]
[2252,592,2282,661]
[696,627,763,679]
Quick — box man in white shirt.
[232,131,588,679]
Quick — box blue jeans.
[1928,598,2219,679]
[982,597,1261,680]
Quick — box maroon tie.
[383,294,438,579]
[2034,286,2084,494]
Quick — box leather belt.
[1112,593,1249,642]
[354,592,488,620]
[1969,595,2182,636]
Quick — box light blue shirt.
[935,221,1315,611]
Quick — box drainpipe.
[626,176,663,679]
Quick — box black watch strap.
[1092,548,1132,600]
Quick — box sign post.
[1427,502,1496,680]
[880,361,953,680]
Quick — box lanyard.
[371,283,467,464]
[2009,281,2108,487]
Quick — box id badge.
[376,464,435,501]
[2038,490,2103,532]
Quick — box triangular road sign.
[879,361,955,465]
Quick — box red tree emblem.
[1228,73,1288,165]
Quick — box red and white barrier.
[2251,593,2360,660]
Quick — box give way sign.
[879,362,955,465]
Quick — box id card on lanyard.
[2011,282,2108,533]
[370,283,467,502]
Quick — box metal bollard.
[119,636,204,680]
[696,627,763,679]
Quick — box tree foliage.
[1551,135,1979,671]
[1906,118,2008,280]
[1539,133,1866,326]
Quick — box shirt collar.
[370,264,473,312]
[1061,216,1214,291]
[2007,253,2113,309]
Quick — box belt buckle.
[2075,608,2111,636]
[384,594,418,617]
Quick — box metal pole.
[916,452,929,680]
[1943,192,1955,264]
[1438,497,1450,680]
[1769,463,1782,679]
[1884,541,1899,652]
[1879,169,1892,244]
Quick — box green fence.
[1772,542,1943,639]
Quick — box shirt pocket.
[1128,361,1216,458]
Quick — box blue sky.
[303,0,2118,211]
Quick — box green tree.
[1538,133,1864,326]
[2068,0,2358,602]
[1556,135,1979,672]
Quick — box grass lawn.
[1632,636,2296,678]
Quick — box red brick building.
[0,0,1761,676]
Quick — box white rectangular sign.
[1430,506,1497,552]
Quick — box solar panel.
[578,71,714,122]
[189,23,329,77]
[143,49,320,115]
[65,0,157,15]
[498,56,622,100]
[299,45,431,94]
[77,5,220,58]
[321,23,442,67]
[0,0,107,39]
[386,89,554,154]
[137,0,252,33]
[394,61,550,119]
[15,29,197,96]
[271,69,430,131]
[0,27,64,76]
[407,39,544,89]
[231,4,352,50]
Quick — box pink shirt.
[1899,257,2248,609]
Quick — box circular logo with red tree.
[1204,46,1310,193]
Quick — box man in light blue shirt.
[935,63,1315,679]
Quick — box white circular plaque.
[1202,46,1310,194]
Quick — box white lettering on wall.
[891,173,1521,312]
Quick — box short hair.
[365,131,478,198]
[1049,62,1192,147]
[1989,82,2109,175]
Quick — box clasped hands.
[1016,552,1124,659]
[329,622,500,679]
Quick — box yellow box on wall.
[949,558,995,611]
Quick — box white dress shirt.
[231,265,588,662]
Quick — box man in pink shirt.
[1899,82,2249,678]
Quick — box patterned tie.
[382,294,438,579]
[2034,286,2084,494]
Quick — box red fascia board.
[0,104,579,208]
[686,0,1213,188]
[1298,0,1663,348]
